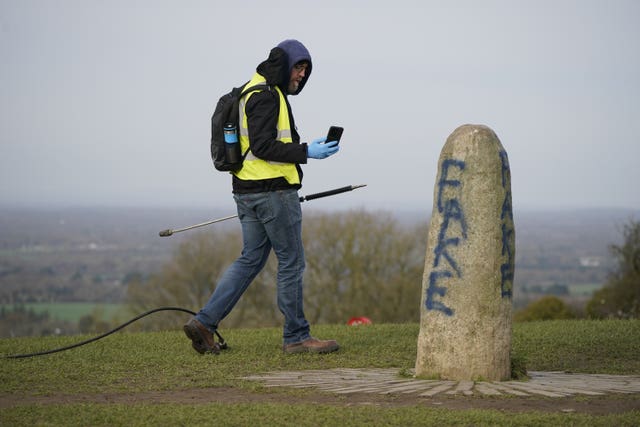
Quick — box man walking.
[184,39,340,355]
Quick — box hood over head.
[256,39,312,95]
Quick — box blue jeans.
[195,189,311,345]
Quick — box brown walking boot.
[283,337,340,354]
[183,318,220,355]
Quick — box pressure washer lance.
[158,184,367,237]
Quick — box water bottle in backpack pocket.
[223,122,241,165]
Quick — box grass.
[513,320,640,374]
[2,403,638,427]
[1,320,639,426]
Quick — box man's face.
[288,61,308,94]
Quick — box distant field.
[2,285,602,327]
[567,283,603,296]
[1,303,125,322]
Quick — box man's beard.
[288,81,299,94]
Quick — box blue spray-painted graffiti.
[426,271,454,316]
[499,150,514,298]
[437,159,465,212]
[433,198,468,277]
[426,159,466,316]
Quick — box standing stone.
[415,124,514,381]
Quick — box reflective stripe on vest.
[234,74,300,184]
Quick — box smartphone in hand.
[325,126,344,144]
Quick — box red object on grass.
[347,316,372,326]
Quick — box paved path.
[244,368,640,398]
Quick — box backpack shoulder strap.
[237,83,278,161]
[239,83,271,97]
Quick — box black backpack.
[210,82,272,172]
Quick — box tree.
[301,210,426,324]
[586,219,640,319]
[513,296,575,322]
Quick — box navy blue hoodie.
[256,39,312,95]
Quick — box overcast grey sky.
[1,0,639,213]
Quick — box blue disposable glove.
[307,137,340,159]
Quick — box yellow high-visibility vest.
[233,73,300,185]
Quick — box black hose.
[3,307,225,359]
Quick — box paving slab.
[243,368,640,398]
